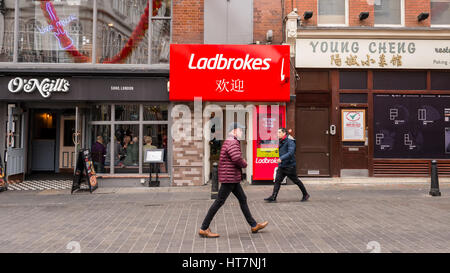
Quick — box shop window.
[143,104,168,120]
[18,0,94,63]
[114,124,139,173]
[339,71,367,90]
[142,124,168,173]
[204,0,253,44]
[374,0,403,26]
[115,105,139,121]
[318,0,347,26]
[89,103,169,175]
[151,19,170,64]
[90,125,110,174]
[340,93,368,104]
[91,104,111,121]
[431,0,450,26]
[373,71,426,90]
[0,3,14,62]
[431,72,450,90]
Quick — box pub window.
[0,3,14,62]
[373,71,427,90]
[431,71,450,90]
[431,0,450,26]
[318,0,348,26]
[374,0,404,26]
[339,71,367,90]
[18,0,94,63]
[89,103,169,175]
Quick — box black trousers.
[201,183,257,230]
[273,166,308,197]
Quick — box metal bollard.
[211,162,219,199]
[430,160,441,197]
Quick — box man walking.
[265,128,310,202]
[199,122,268,238]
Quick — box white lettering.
[7,77,70,98]
[187,54,272,71]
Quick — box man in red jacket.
[199,122,268,238]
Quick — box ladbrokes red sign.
[169,44,290,102]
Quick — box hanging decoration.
[39,0,162,63]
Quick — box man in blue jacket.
[265,128,310,202]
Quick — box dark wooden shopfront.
[295,69,450,177]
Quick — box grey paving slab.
[0,183,449,253]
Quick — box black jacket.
[278,135,296,168]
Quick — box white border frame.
[374,0,405,28]
[317,0,349,27]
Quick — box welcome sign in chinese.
[296,39,450,69]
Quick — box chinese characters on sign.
[330,53,403,68]
[216,79,245,93]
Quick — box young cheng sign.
[296,39,450,69]
[169,44,290,102]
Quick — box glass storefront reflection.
[0,0,15,62]
[18,0,93,63]
[3,0,171,64]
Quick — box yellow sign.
[257,148,279,158]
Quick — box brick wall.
[172,103,204,186]
[405,0,430,27]
[253,0,283,44]
[349,0,374,27]
[172,0,204,44]
[290,0,433,27]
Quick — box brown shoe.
[251,221,269,233]
[199,228,220,238]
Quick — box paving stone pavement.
[0,183,449,253]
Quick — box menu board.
[374,94,450,158]
[72,149,98,193]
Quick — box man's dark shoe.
[301,194,310,202]
[251,221,269,233]
[264,196,277,202]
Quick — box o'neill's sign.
[8,77,70,98]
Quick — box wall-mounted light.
[303,11,313,20]
[418,12,429,22]
[359,12,370,21]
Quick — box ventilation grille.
[374,160,450,177]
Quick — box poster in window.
[342,109,366,142]
[445,128,450,154]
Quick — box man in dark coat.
[265,128,310,202]
[199,122,268,238]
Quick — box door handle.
[330,125,336,135]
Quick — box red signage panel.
[169,44,290,102]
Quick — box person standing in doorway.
[199,122,268,238]
[265,128,310,202]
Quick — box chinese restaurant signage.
[170,44,290,101]
[296,39,450,69]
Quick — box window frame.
[430,0,450,28]
[317,0,349,27]
[373,0,405,28]
[3,0,172,65]
[89,103,170,175]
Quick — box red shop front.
[170,44,290,184]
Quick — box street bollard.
[430,160,441,197]
[211,162,218,199]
